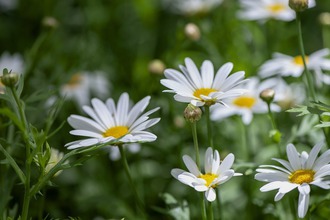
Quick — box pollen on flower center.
[289,169,315,184]
[103,126,129,138]
[233,96,256,108]
[267,3,285,13]
[199,173,218,187]
[193,88,217,100]
[293,56,309,66]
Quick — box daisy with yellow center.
[161,57,246,107]
[65,93,160,149]
[171,147,241,202]
[258,49,330,86]
[211,77,280,125]
[237,0,315,21]
[60,71,110,106]
[255,143,330,218]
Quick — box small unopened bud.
[260,88,275,104]
[269,129,282,144]
[45,148,64,177]
[319,12,330,26]
[289,0,309,12]
[184,23,201,41]
[148,59,166,75]
[42,16,59,29]
[184,104,202,123]
[1,69,19,87]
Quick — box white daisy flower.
[237,0,315,22]
[211,77,280,125]
[65,93,160,149]
[258,49,330,86]
[171,147,241,202]
[162,0,223,16]
[161,58,247,107]
[0,0,18,11]
[255,142,330,218]
[60,71,110,106]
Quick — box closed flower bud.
[259,88,275,104]
[42,16,59,29]
[184,23,201,41]
[148,59,166,75]
[289,0,309,12]
[1,69,19,87]
[184,104,202,123]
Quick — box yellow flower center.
[199,173,218,187]
[103,126,129,138]
[267,3,285,13]
[232,96,256,108]
[293,56,309,66]
[193,88,217,100]
[66,73,83,88]
[289,169,315,184]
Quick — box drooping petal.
[183,155,201,176]
[205,188,216,202]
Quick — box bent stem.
[118,145,146,218]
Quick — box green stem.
[296,12,317,101]
[215,190,222,220]
[200,194,207,220]
[266,103,276,130]
[191,122,200,168]
[0,144,26,184]
[118,145,146,218]
[207,201,214,220]
[295,12,330,147]
[205,106,213,148]
[11,88,32,220]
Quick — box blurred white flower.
[261,77,306,109]
[106,143,141,161]
[60,71,110,106]
[211,77,280,125]
[163,0,223,16]
[66,93,160,149]
[258,49,330,86]
[161,58,246,107]
[237,0,315,22]
[171,147,241,202]
[0,0,18,11]
[45,148,65,177]
[255,142,330,218]
[0,52,24,93]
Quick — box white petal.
[286,144,302,170]
[274,192,285,201]
[204,147,213,174]
[298,191,310,218]
[68,115,104,133]
[306,142,323,169]
[91,98,113,128]
[218,153,234,174]
[205,188,216,202]
[260,181,283,192]
[185,58,203,88]
[69,130,103,138]
[183,155,201,176]
[201,60,214,88]
[178,172,198,187]
[213,62,233,89]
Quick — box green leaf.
[315,122,330,128]
[286,105,310,116]
[0,107,24,131]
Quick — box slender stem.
[295,12,330,147]
[296,12,317,101]
[191,122,200,168]
[118,145,146,217]
[200,194,207,220]
[215,190,222,220]
[205,106,213,148]
[11,88,32,220]
[266,103,276,130]
[207,201,214,220]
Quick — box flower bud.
[1,69,19,87]
[148,59,166,75]
[259,88,275,104]
[319,12,330,26]
[45,148,65,177]
[289,0,309,12]
[184,23,201,41]
[184,104,202,123]
[42,16,59,29]
[269,129,282,144]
